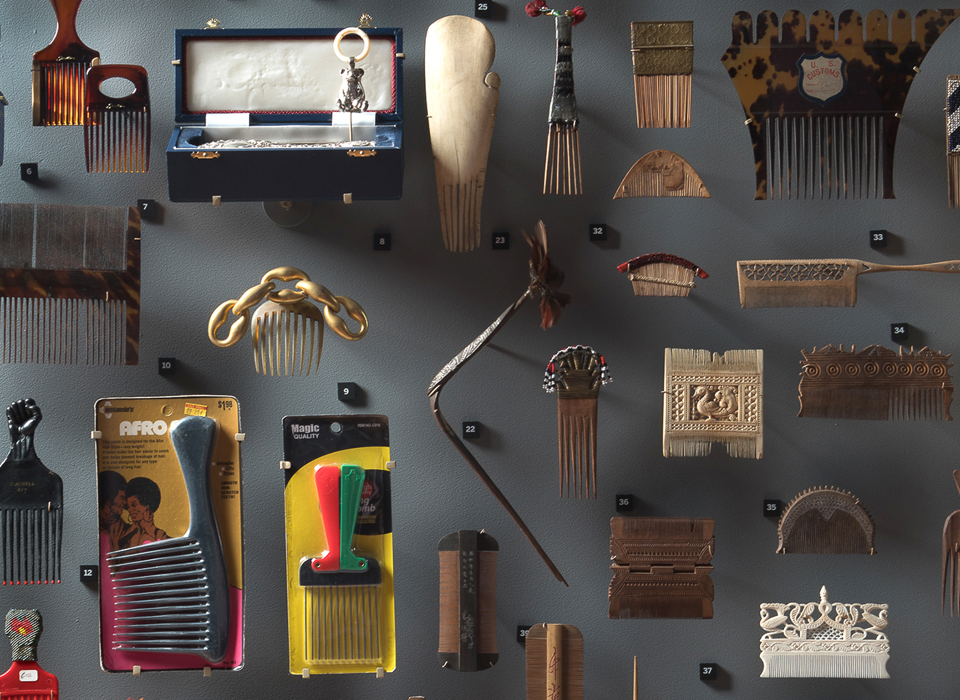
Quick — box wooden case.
[166,28,403,203]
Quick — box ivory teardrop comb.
[543,345,611,498]
[208,267,368,376]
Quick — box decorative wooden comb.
[630,22,692,128]
[438,530,498,672]
[663,348,763,458]
[948,75,960,207]
[609,517,714,619]
[524,623,583,700]
[425,16,500,252]
[941,470,960,615]
[613,150,709,198]
[208,267,368,377]
[760,586,889,678]
[543,346,611,498]
[798,345,953,421]
[617,254,707,297]
[527,4,587,195]
[0,203,140,365]
[777,486,875,554]
[722,9,959,200]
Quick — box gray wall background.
[1,0,960,698]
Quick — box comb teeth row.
[764,115,886,200]
[438,178,483,252]
[107,538,215,653]
[304,585,381,664]
[84,108,150,173]
[38,62,89,126]
[0,298,127,365]
[0,508,62,585]
[253,311,323,377]
[543,123,582,195]
[634,74,691,129]
[798,386,951,421]
[559,411,596,498]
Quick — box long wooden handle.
[953,470,960,498]
[858,260,960,275]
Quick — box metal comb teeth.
[252,303,325,377]
[104,416,229,664]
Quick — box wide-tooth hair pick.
[721,9,959,200]
[32,0,100,126]
[0,609,58,699]
[0,399,62,585]
[798,344,953,421]
[543,345,610,498]
[527,4,587,195]
[105,416,229,663]
[85,65,151,174]
[208,267,368,377]
[630,21,693,128]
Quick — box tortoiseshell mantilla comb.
[32,0,101,126]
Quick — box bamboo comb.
[438,530,498,672]
[105,416,230,663]
[949,75,960,207]
[0,610,58,700]
[777,486,876,554]
[300,464,382,667]
[0,203,141,365]
[425,16,500,252]
[543,346,611,498]
[738,258,960,308]
[722,10,959,200]
[941,470,960,615]
[617,254,707,297]
[208,267,368,377]
[0,399,62,585]
[630,22,693,128]
[663,348,763,459]
[85,65,151,174]
[613,150,709,198]
[528,5,587,195]
[798,344,953,421]
[525,623,583,700]
[32,0,100,126]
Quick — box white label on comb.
[19,670,38,682]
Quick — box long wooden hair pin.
[543,345,610,498]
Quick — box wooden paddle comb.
[942,470,960,615]
[85,65,151,174]
[543,346,611,498]
[0,399,62,585]
[0,610,57,700]
[32,0,100,126]
[425,16,500,252]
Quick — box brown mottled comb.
[32,0,100,126]
[613,150,709,198]
[942,470,960,615]
[630,21,692,128]
[798,345,953,421]
[85,65,151,174]
[777,486,875,554]
[438,530,498,672]
[617,253,707,297]
[543,346,610,498]
[524,623,583,700]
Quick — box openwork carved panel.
[740,262,850,282]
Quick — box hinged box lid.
[174,28,402,124]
